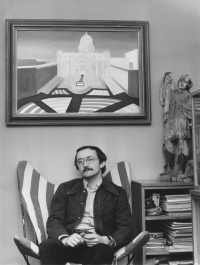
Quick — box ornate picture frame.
[6,20,151,125]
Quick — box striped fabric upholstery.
[17,161,58,244]
[104,161,131,204]
[14,236,39,258]
[114,231,150,262]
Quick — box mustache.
[83,167,93,172]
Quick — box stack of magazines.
[146,232,166,251]
[162,221,193,252]
[160,194,191,216]
[168,260,193,265]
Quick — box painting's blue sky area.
[17,30,138,62]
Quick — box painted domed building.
[78,32,95,53]
[57,32,111,77]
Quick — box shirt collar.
[65,177,119,196]
[83,178,102,191]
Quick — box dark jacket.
[47,177,134,251]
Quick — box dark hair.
[74,146,107,174]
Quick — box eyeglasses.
[76,156,98,166]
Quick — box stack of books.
[162,221,193,252]
[168,260,193,265]
[146,232,166,251]
[160,194,191,217]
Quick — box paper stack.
[146,232,166,251]
[160,194,191,216]
[162,221,193,252]
[168,260,193,265]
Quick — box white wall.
[1,0,200,264]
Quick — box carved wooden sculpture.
[160,73,193,181]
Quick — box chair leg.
[127,254,135,265]
[22,254,31,265]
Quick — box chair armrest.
[14,236,40,259]
[115,231,150,261]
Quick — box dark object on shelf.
[76,74,84,86]
[159,172,171,181]
[145,198,156,209]
[146,206,162,216]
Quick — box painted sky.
[17,30,138,62]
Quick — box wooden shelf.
[131,180,194,265]
[132,180,194,188]
[190,187,200,264]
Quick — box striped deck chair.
[14,161,149,265]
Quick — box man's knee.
[84,243,114,264]
[39,238,63,256]
[93,243,114,263]
[94,243,113,253]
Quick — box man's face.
[76,148,105,180]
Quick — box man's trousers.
[39,238,114,265]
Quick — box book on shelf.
[162,224,192,233]
[160,204,191,211]
[148,237,167,243]
[162,209,191,213]
[172,242,193,248]
[149,232,164,238]
[165,230,192,236]
[166,233,193,239]
[147,243,166,247]
[169,246,193,252]
[160,194,191,201]
[166,221,192,227]
[163,211,191,216]
[163,222,192,228]
[160,201,191,207]
[146,241,166,248]
[168,260,193,265]
[163,222,192,229]
[166,236,193,244]
[146,244,165,248]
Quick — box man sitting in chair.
[39,146,134,265]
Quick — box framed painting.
[6,20,151,126]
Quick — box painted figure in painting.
[160,73,193,180]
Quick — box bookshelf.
[191,90,200,264]
[190,187,200,265]
[131,180,194,265]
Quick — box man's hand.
[61,233,84,247]
[83,233,109,247]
